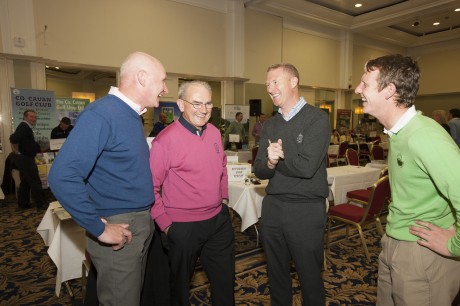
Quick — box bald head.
[118,52,168,109]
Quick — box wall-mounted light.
[320,103,332,112]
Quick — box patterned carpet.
[0,192,383,305]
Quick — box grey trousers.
[87,209,153,306]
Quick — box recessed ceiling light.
[55,67,60,69]
[433,22,440,26]
[355,3,362,8]
[455,8,460,12]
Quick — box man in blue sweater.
[48,52,168,306]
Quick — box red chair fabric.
[329,141,348,166]
[346,167,388,205]
[326,175,390,261]
[345,148,359,166]
[371,145,385,160]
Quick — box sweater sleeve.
[410,128,460,256]
[150,139,172,231]
[48,111,108,238]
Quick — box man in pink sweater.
[149,80,235,305]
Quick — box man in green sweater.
[355,54,460,306]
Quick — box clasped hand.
[267,139,284,168]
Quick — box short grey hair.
[178,80,212,100]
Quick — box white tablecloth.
[365,161,387,170]
[225,150,253,163]
[326,165,382,204]
[37,201,86,296]
[228,180,268,232]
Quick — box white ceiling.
[244,0,460,48]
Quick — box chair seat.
[328,204,367,223]
[346,189,372,202]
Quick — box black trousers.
[141,223,171,306]
[260,196,326,306]
[164,205,235,306]
[12,154,45,208]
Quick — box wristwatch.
[222,199,229,205]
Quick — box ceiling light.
[455,8,460,12]
[433,22,440,26]
[355,3,362,8]
[55,67,60,69]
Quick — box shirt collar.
[384,105,417,137]
[108,86,147,115]
[278,97,307,121]
[179,115,207,136]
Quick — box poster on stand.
[55,98,90,125]
[336,109,352,132]
[11,88,58,152]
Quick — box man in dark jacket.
[9,110,46,210]
[50,117,73,139]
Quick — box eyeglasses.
[180,98,213,110]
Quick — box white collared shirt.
[384,105,417,137]
[279,97,307,121]
[108,86,147,115]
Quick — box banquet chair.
[346,166,389,206]
[326,175,390,261]
[328,141,348,166]
[358,141,371,162]
[345,148,359,166]
[371,145,385,161]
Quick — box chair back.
[363,175,390,222]
[345,148,359,166]
[325,153,330,168]
[371,145,385,160]
[338,141,349,157]
[380,166,388,178]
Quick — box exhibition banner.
[11,88,58,151]
[55,98,90,125]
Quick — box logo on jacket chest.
[214,142,220,154]
[296,133,304,144]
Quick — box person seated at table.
[330,129,340,144]
[340,128,352,142]
[50,117,73,139]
